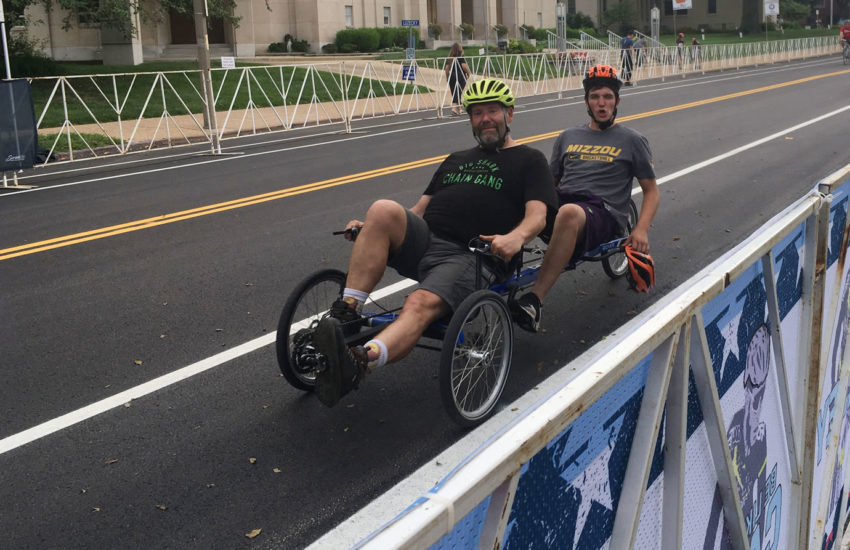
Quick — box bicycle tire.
[276,269,346,391]
[602,198,639,279]
[439,290,513,427]
[844,46,849,65]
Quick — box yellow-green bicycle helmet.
[462,78,515,111]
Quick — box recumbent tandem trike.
[275,200,640,428]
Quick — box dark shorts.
[542,191,621,259]
[387,210,504,312]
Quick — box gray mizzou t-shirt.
[549,123,655,229]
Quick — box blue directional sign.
[401,19,420,27]
[402,66,416,81]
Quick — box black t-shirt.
[423,145,556,245]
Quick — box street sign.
[405,48,415,60]
[764,1,779,16]
[401,19,419,27]
[402,66,416,81]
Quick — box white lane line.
[3,104,848,456]
[0,279,414,456]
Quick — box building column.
[101,9,144,65]
[232,0,256,57]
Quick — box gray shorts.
[388,211,504,312]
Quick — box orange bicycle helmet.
[625,245,655,293]
[583,64,623,97]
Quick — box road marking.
[2,73,849,455]
[2,68,848,262]
[0,278,413,456]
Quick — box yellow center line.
[2,69,847,262]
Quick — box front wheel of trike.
[275,268,347,391]
[439,290,513,427]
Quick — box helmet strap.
[587,106,617,130]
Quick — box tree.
[600,1,636,33]
[1,0,242,38]
[779,0,809,23]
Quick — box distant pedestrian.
[634,35,647,66]
[620,30,635,86]
[445,43,471,115]
[676,32,685,69]
[691,37,701,69]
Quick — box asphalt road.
[1,57,849,549]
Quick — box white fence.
[19,36,840,165]
[322,161,850,549]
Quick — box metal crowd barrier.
[22,36,839,165]
[311,162,850,549]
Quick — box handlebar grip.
[332,226,361,240]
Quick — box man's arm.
[480,200,548,261]
[410,194,431,217]
[626,177,659,253]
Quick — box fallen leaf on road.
[105,459,118,465]
[156,504,167,511]
[245,529,261,539]
[134,360,143,366]
[273,468,281,473]
[249,458,257,464]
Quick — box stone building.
[17,0,754,65]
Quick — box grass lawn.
[35,60,429,128]
[38,132,117,153]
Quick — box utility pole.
[193,0,220,154]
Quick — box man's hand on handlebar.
[478,233,523,262]
[332,221,364,241]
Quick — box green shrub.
[8,31,63,77]
[321,43,338,54]
[519,25,535,39]
[335,28,380,52]
[493,24,508,38]
[508,39,537,54]
[567,12,595,31]
[338,42,357,54]
[291,38,310,52]
[428,23,443,39]
[377,27,409,49]
[532,27,554,41]
[460,23,474,39]
[267,42,285,52]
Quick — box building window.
[708,0,716,14]
[568,0,576,15]
[538,12,542,28]
[383,7,391,26]
[345,5,354,27]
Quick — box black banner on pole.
[0,79,38,171]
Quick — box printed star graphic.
[720,312,742,380]
[568,415,624,548]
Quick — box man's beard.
[474,123,508,150]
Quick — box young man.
[311,78,558,407]
[509,64,660,333]
[841,20,850,48]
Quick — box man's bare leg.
[345,199,409,293]
[372,289,448,363]
[529,203,586,300]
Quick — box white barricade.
[323,161,850,549]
